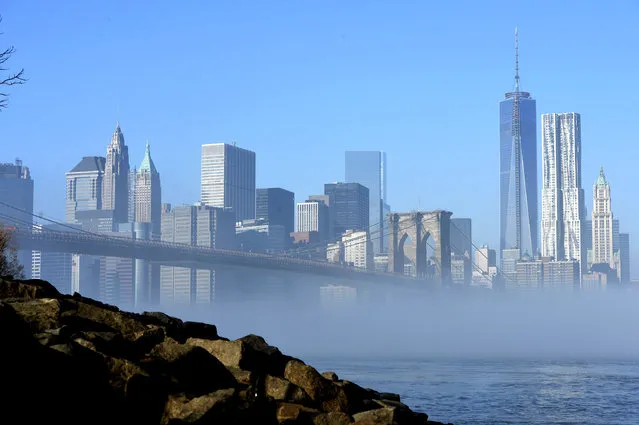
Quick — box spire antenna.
[515,27,520,93]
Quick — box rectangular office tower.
[345,151,389,254]
[160,204,236,306]
[201,143,256,221]
[256,188,295,236]
[324,182,369,241]
[541,112,586,271]
[499,29,538,259]
[0,160,34,277]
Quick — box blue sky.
[1,0,638,277]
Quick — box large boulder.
[146,341,237,396]
[60,299,148,338]
[276,402,320,424]
[8,298,63,333]
[284,359,332,402]
[0,278,60,300]
[265,375,312,405]
[161,388,237,424]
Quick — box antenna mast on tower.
[515,27,520,93]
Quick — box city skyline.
[1,2,638,278]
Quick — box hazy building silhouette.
[0,160,34,276]
[160,204,236,306]
[345,151,389,254]
[450,218,472,260]
[102,124,130,224]
[476,245,496,274]
[201,143,256,221]
[324,182,369,241]
[499,28,538,259]
[128,168,136,223]
[619,233,630,283]
[65,156,105,223]
[236,218,288,253]
[541,112,586,271]
[31,223,77,294]
[256,188,294,237]
[135,142,162,237]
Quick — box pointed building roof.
[596,166,607,187]
[139,141,158,174]
[111,122,125,146]
[69,156,106,173]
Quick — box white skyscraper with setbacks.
[541,112,586,272]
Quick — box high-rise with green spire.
[135,141,161,237]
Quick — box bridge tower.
[388,210,452,283]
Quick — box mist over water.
[166,284,639,362]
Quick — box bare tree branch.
[0,15,26,110]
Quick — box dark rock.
[322,371,339,382]
[352,407,395,424]
[276,402,320,424]
[60,299,148,339]
[313,412,353,425]
[265,375,312,405]
[284,359,332,402]
[141,311,185,342]
[146,341,237,397]
[162,388,236,424]
[379,392,401,402]
[0,278,60,300]
[182,321,219,340]
[8,298,63,333]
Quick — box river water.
[307,357,639,425]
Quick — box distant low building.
[451,254,471,285]
[326,241,344,263]
[236,218,288,253]
[320,284,357,306]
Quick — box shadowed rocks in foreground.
[0,278,453,425]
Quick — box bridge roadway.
[13,228,417,284]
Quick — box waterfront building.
[324,182,369,241]
[256,188,295,237]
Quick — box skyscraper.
[619,233,630,283]
[296,199,330,242]
[450,218,472,259]
[160,204,236,306]
[345,151,389,254]
[541,112,586,270]
[135,142,162,237]
[201,143,256,221]
[0,160,34,276]
[65,156,106,223]
[256,188,294,236]
[103,123,130,224]
[324,182,369,241]
[499,28,538,259]
[592,167,614,266]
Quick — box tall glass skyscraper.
[345,151,388,254]
[499,28,538,259]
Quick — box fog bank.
[173,289,639,361]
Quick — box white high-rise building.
[592,167,614,266]
[541,113,586,271]
[201,143,256,221]
[296,200,329,241]
[342,230,373,270]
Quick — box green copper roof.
[596,166,607,187]
[139,141,158,174]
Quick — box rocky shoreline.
[0,278,453,425]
